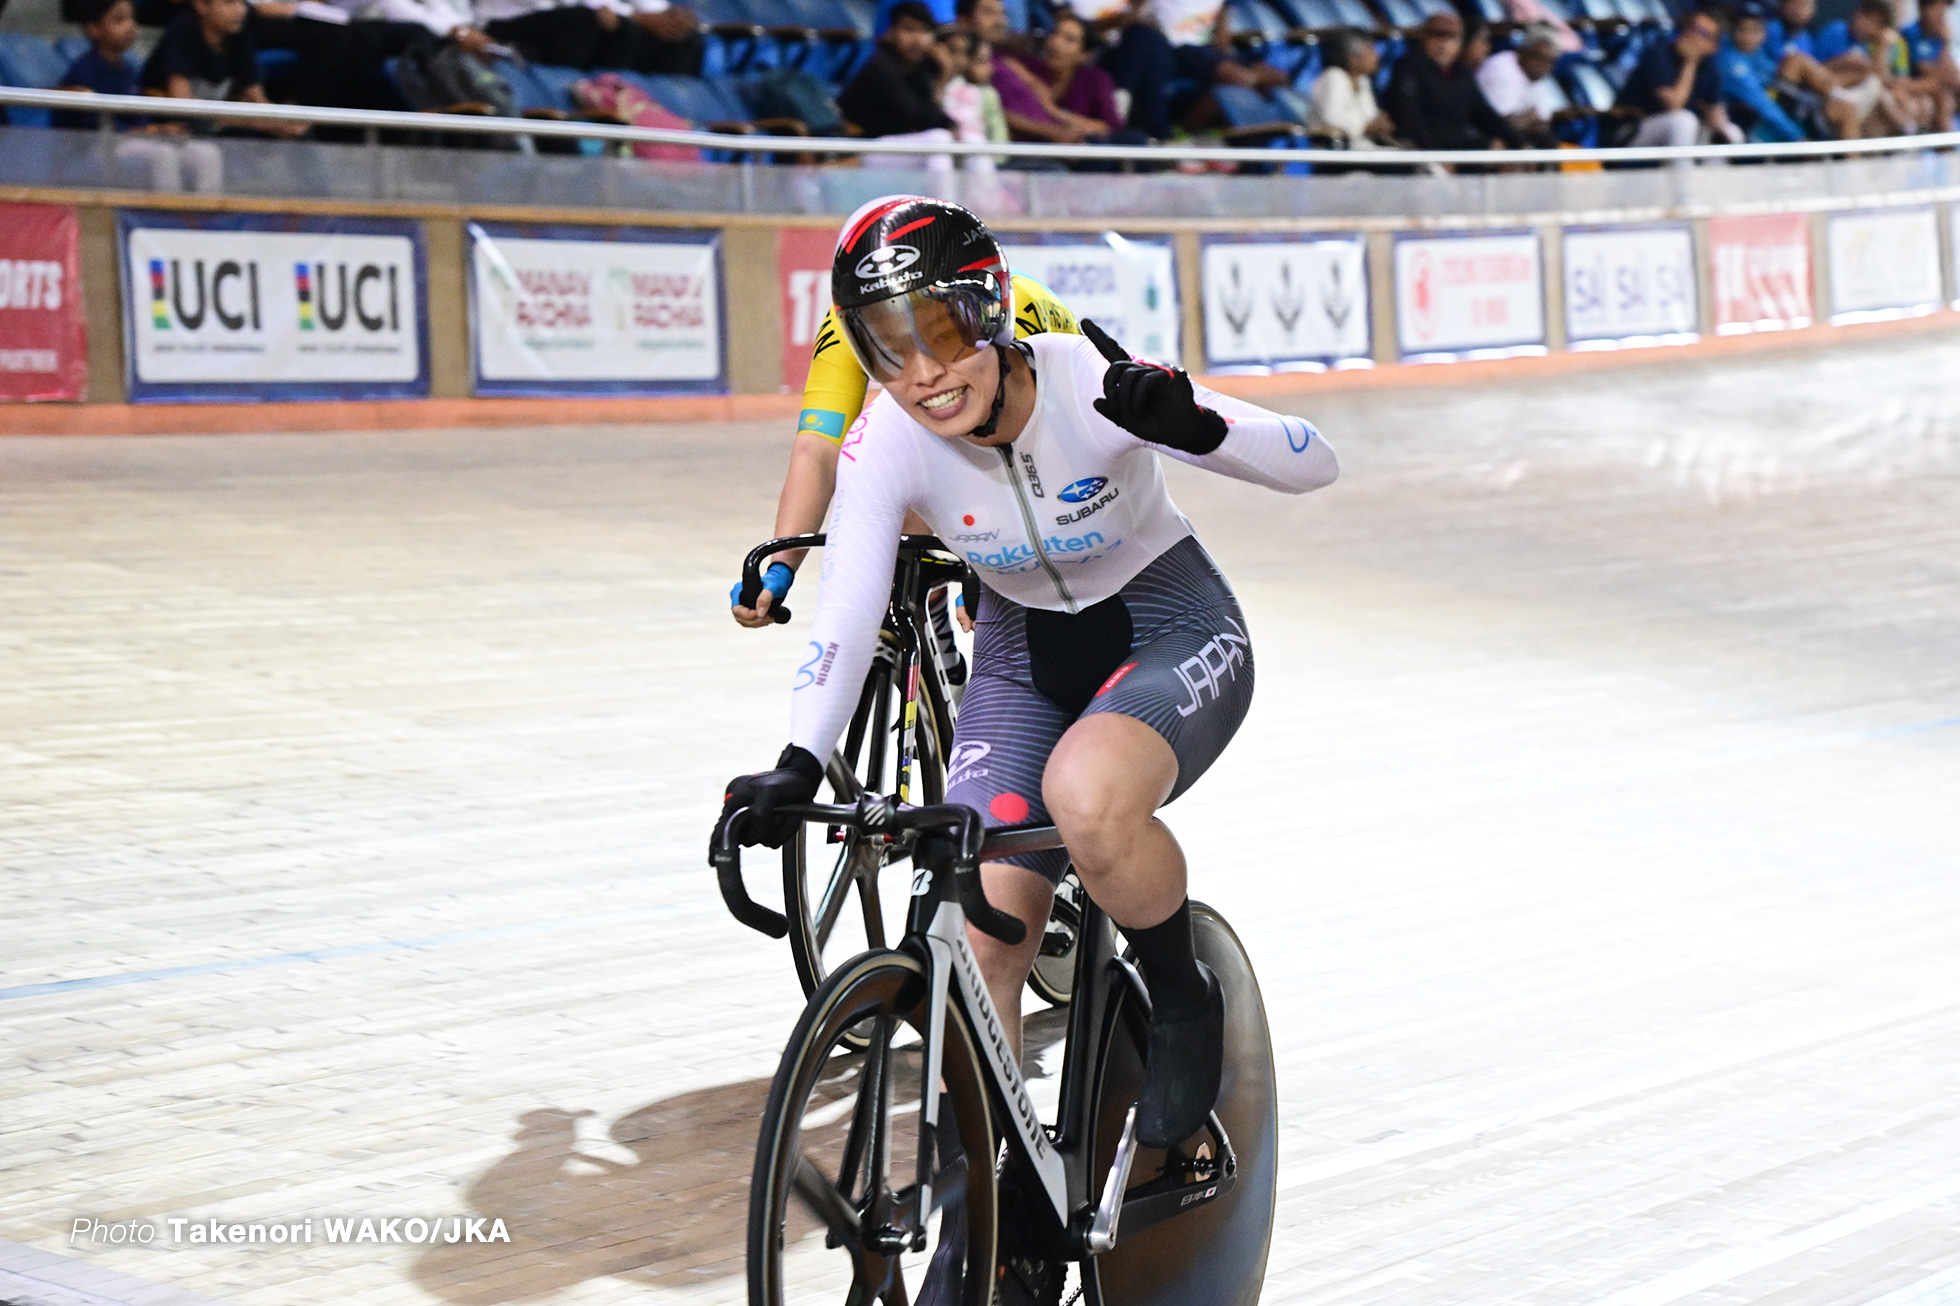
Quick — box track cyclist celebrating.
[715,195,1337,1286]
[729,198,1080,635]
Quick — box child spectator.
[1614,8,1741,146]
[141,0,308,137]
[964,38,1009,144]
[56,0,226,191]
[934,29,1005,179]
[1719,4,1811,139]
[1810,0,1924,132]
[1307,28,1398,148]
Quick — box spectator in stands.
[1614,8,1741,147]
[1807,0,1924,131]
[475,0,703,74]
[938,27,1009,148]
[1902,0,1957,128]
[55,0,227,191]
[1754,0,1861,135]
[1477,25,1564,146]
[1306,28,1398,148]
[1038,13,1138,139]
[957,0,1119,144]
[837,0,956,135]
[141,0,308,136]
[1079,0,1287,139]
[1383,11,1522,151]
[1718,4,1812,140]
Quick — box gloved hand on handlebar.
[730,562,795,628]
[1081,318,1227,457]
[714,744,824,853]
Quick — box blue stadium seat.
[54,35,93,64]
[0,33,73,128]
[1556,50,1619,108]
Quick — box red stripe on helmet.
[956,257,1003,272]
[884,215,936,242]
[841,199,913,253]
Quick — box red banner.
[0,203,87,402]
[1708,212,1812,333]
[779,227,835,393]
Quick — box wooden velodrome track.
[4,328,1960,1306]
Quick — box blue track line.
[0,900,701,1002]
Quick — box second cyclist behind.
[717,197,1339,1158]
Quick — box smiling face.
[885,342,1005,441]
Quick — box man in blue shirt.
[1901,0,1956,127]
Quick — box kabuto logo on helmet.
[853,245,921,280]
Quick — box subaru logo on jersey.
[1057,476,1109,504]
[854,245,921,279]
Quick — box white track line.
[1859,1265,1960,1306]
[1281,992,1960,1193]
[1594,1174,1960,1306]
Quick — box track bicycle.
[737,535,1083,1011]
[713,799,1278,1306]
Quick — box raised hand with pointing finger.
[1080,318,1228,456]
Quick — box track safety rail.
[6,85,1960,170]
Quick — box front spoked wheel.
[750,951,997,1306]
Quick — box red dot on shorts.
[989,792,1030,823]
[963,515,975,526]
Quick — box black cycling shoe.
[1135,960,1224,1150]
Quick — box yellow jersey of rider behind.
[794,274,1080,443]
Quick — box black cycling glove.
[1082,318,1227,457]
[715,744,824,852]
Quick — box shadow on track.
[409,1007,1073,1301]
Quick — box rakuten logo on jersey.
[965,531,1118,573]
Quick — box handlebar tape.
[712,834,790,939]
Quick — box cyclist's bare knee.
[1042,714,1176,871]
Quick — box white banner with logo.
[469,224,724,395]
[1200,236,1369,369]
[1002,235,1180,366]
[121,213,425,401]
[1394,230,1545,358]
[1827,208,1942,321]
[1563,225,1698,346]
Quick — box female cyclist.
[728,200,1079,632]
[714,196,1338,1159]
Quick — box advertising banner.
[1002,234,1181,366]
[1200,235,1368,369]
[1393,231,1545,359]
[0,203,86,403]
[469,223,724,397]
[121,212,426,403]
[1827,207,1942,322]
[779,226,835,394]
[1563,225,1698,347]
[1708,212,1811,333]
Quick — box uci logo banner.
[119,212,428,402]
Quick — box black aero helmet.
[831,195,1014,384]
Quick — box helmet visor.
[839,283,1000,384]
